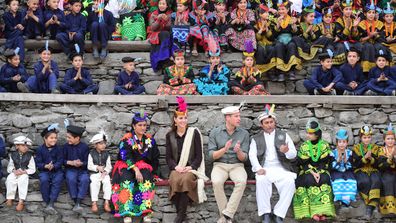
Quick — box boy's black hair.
[69,0,81,5]
[6,0,19,5]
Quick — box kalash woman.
[293,118,335,222]
[166,96,208,223]
[111,112,161,223]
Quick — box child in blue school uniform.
[3,0,25,62]
[114,57,145,95]
[23,0,44,39]
[303,49,343,95]
[44,0,66,39]
[63,122,90,213]
[366,50,396,96]
[59,47,99,94]
[335,47,368,95]
[87,0,115,59]
[0,48,28,93]
[56,0,86,57]
[35,124,64,215]
[17,41,60,93]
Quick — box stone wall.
[1,97,396,222]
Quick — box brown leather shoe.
[5,199,12,207]
[91,202,98,213]
[16,201,24,211]
[104,200,111,213]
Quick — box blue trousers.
[90,22,110,48]
[56,32,85,55]
[39,170,64,203]
[114,85,145,95]
[26,74,57,93]
[367,79,396,95]
[303,79,333,95]
[334,82,368,95]
[24,19,42,38]
[0,86,6,92]
[59,83,98,94]
[5,30,25,62]
[47,24,61,40]
[65,169,90,200]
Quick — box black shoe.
[365,206,374,218]
[175,214,186,223]
[274,215,284,223]
[262,213,271,223]
[277,73,285,82]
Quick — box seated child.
[35,124,64,214]
[88,132,112,213]
[366,50,396,96]
[335,47,368,95]
[0,48,28,93]
[157,49,197,95]
[59,49,98,94]
[114,57,145,95]
[330,129,357,208]
[17,41,59,93]
[3,0,25,62]
[44,0,66,39]
[63,123,90,213]
[304,50,342,95]
[23,0,44,39]
[6,136,36,211]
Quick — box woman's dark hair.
[170,112,189,132]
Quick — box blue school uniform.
[63,142,90,200]
[3,10,25,62]
[114,70,145,95]
[44,8,66,39]
[56,12,86,55]
[0,137,6,179]
[367,66,396,95]
[25,60,59,93]
[194,64,230,95]
[87,9,115,48]
[335,63,368,95]
[59,67,98,94]
[304,66,342,95]
[35,144,64,204]
[22,8,44,38]
[0,63,29,92]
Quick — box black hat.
[319,49,334,61]
[122,57,136,63]
[38,47,53,54]
[41,123,59,137]
[67,125,85,137]
[69,0,81,5]
[375,49,390,61]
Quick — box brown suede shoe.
[16,201,24,211]
[5,199,12,207]
[104,201,111,213]
[91,202,98,213]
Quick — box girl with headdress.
[148,0,172,72]
[293,118,335,221]
[111,111,161,223]
[377,123,396,215]
[228,40,269,95]
[332,0,362,65]
[225,0,256,52]
[311,7,338,53]
[188,0,217,56]
[381,3,396,54]
[213,0,230,51]
[157,50,198,95]
[357,1,389,73]
[330,129,357,208]
[351,125,380,218]
[193,36,231,95]
[267,0,301,82]
[0,48,28,93]
[171,0,191,51]
[166,96,208,223]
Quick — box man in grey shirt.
[208,104,249,223]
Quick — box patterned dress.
[382,22,396,54]
[157,65,197,95]
[330,148,357,205]
[111,132,160,218]
[377,146,396,215]
[228,66,269,95]
[293,139,336,219]
[193,64,231,95]
[225,8,256,51]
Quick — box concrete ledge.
[0,93,396,105]
[0,39,151,52]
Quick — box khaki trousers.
[211,162,247,219]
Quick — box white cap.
[90,131,107,144]
[221,101,245,115]
[14,136,32,146]
[258,112,277,122]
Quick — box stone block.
[97,80,116,95]
[267,82,286,95]
[144,81,162,95]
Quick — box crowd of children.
[2,0,396,95]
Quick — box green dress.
[293,139,336,219]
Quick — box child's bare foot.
[104,200,111,212]
[312,215,321,222]
[5,199,12,207]
[91,201,98,213]
[16,201,24,211]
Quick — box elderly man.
[208,103,250,223]
[249,105,297,223]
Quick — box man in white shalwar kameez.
[249,105,297,223]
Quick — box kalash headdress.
[133,109,149,123]
[258,104,276,122]
[359,125,373,136]
[173,49,185,58]
[322,7,332,16]
[335,129,348,140]
[365,0,377,12]
[175,96,188,116]
[208,35,220,57]
[383,123,396,136]
[318,49,334,60]
[193,0,207,10]
[38,40,53,54]
[258,4,270,13]
[243,40,255,58]
[303,0,315,13]
[41,123,59,137]
[70,43,83,60]
[277,0,289,8]
[342,0,352,8]
[177,0,189,5]
[384,2,394,14]
[306,118,321,133]
[4,47,20,59]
